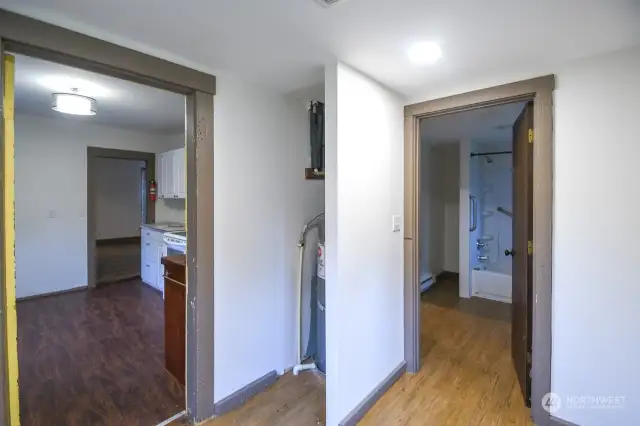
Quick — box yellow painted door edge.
[3,53,20,426]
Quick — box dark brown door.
[510,101,533,406]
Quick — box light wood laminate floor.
[202,371,325,426]
[203,278,531,426]
[360,278,533,426]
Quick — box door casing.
[0,9,215,426]
[403,76,554,426]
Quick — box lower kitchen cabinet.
[141,227,167,292]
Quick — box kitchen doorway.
[0,10,215,426]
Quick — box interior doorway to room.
[1,12,214,426]
[8,52,188,425]
[403,77,554,425]
[415,101,532,423]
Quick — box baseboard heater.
[420,274,435,293]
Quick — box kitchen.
[141,145,188,387]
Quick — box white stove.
[164,230,187,254]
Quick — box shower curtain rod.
[470,150,512,157]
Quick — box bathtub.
[471,269,512,303]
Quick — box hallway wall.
[325,61,404,426]
[213,74,325,403]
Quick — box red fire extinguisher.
[149,180,157,202]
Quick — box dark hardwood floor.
[17,279,184,426]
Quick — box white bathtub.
[471,269,512,303]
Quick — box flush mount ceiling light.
[408,41,442,65]
[52,89,97,116]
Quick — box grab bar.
[469,195,478,232]
[497,206,512,218]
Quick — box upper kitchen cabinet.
[156,148,185,199]
[173,148,186,199]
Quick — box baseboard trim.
[550,415,579,426]
[339,361,406,426]
[214,370,279,416]
[16,285,87,302]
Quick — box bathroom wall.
[420,142,459,282]
[473,140,513,274]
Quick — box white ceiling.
[13,54,185,134]
[421,101,526,146]
[1,0,639,98]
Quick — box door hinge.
[527,240,533,255]
[528,129,533,144]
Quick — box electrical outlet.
[392,215,401,232]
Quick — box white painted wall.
[14,114,179,299]
[440,144,460,273]
[325,62,404,425]
[419,142,459,284]
[413,45,640,426]
[94,157,145,239]
[155,198,185,223]
[458,139,473,298]
[551,46,640,426]
[213,74,324,402]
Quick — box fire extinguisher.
[149,180,157,202]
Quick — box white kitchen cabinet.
[156,148,184,199]
[173,148,186,199]
[141,227,166,291]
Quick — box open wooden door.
[510,101,533,406]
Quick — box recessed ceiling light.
[52,89,97,116]
[408,41,442,65]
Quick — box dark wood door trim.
[404,75,554,426]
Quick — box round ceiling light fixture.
[408,41,442,65]
[52,88,97,116]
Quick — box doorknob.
[505,249,514,257]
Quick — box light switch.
[392,215,401,232]
[47,210,57,219]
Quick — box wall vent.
[315,0,346,7]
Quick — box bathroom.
[419,101,526,303]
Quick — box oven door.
[166,244,186,256]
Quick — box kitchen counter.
[161,254,186,268]
[141,222,185,233]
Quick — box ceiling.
[421,102,526,146]
[13,54,185,134]
[1,0,639,98]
